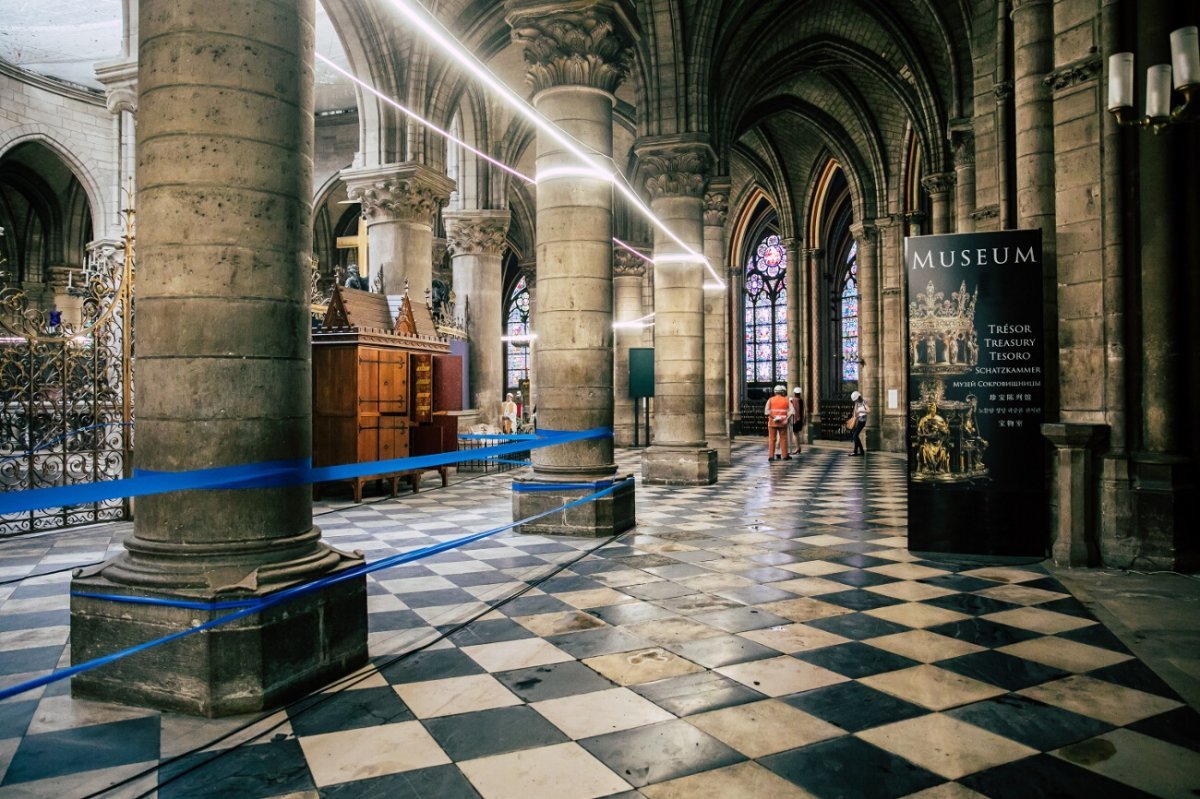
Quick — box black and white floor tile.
[0,443,1198,798]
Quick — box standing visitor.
[501,392,518,434]
[790,387,805,455]
[849,390,869,456]
[765,385,791,461]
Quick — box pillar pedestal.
[1043,423,1108,567]
[642,445,717,486]
[512,474,636,537]
[1130,454,1197,571]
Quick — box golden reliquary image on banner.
[907,280,988,483]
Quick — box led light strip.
[380,0,727,290]
[612,237,654,263]
[317,54,536,186]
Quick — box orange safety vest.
[766,395,790,427]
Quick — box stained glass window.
[840,243,859,384]
[743,234,789,386]
[505,275,530,391]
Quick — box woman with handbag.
[848,390,869,456]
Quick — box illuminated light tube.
[654,253,708,265]
[536,166,615,183]
[381,0,723,284]
[703,282,726,291]
[316,53,536,186]
[501,333,538,343]
[612,237,654,264]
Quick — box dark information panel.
[904,230,1047,556]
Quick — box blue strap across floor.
[0,427,610,515]
[0,471,634,702]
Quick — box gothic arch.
[0,128,106,239]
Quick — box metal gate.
[0,211,134,537]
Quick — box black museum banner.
[904,229,1047,556]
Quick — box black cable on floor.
[81,517,629,799]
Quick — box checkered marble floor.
[1,443,1198,798]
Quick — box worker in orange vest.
[764,384,791,461]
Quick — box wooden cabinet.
[312,286,453,501]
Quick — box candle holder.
[1107,25,1200,134]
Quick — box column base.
[642,446,717,486]
[1129,453,1198,571]
[1042,423,1109,567]
[512,474,636,537]
[880,416,906,453]
[708,434,732,467]
[70,561,368,718]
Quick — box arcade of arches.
[0,0,1198,779]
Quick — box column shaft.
[703,182,731,465]
[851,224,880,448]
[71,0,365,716]
[613,250,648,447]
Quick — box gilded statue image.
[915,401,951,475]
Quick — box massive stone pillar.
[783,235,802,401]
[703,181,732,464]
[613,246,648,447]
[342,163,454,303]
[507,0,635,535]
[1011,0,1058,414]
[875,215,906,452]
[953,131,977,233]
[804,247,823,437]
[71,0,366,716]
[850,222,880,450]
[639,139,717,485]
[922,173,956,235]
[445,210,510,425]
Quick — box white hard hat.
[773,384,785,393]
[793,387,802,394]
[851,390,861,400]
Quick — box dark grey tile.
[1126,707,1200,752]
[1087,660,1180,698]
[546,627,654,659]
[632,671,766,717]
[760,735,942,799]
[937,650,1067,691]
[578,719,744,788]
[585,602,676,626]
[715,584,797,605]
[659,633,778,669]
[792,642,920,678]
[4,715,160,785]
[0,698,38,740]
[926,618,1041,648]
[689,605,793,633]
[159,739,314,799]
[621,581,696,601]
[804,612,911,640]
[824,569,900,589]
[319,763,482,798]
[1055,624,1132,654]
[443,618,537,647]
[0,610,68,632]
[398,588,481,608]
[0,645,63,676]
[922,593,1020,617]
[377,648,485,685]
[782,681,928,733]
[653,594,743,616]
[368,610,429,632]
[422,705,568,761]
[961,754,1157,799]
[496,594,575,617]
[946,694,1113,751]
[288,686,414,737]
[735,566,797,583]
[818,589,906,612]
[494,661,615,702]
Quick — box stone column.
[850,222,879,449]
[613,246,648,447]
[639,139,717,486]
[444,210,509,425]
[342,163,455,303]
[703,182,731,464]
[875,215,906,451]
[783,235,802,398]
[921,173,956,235]
[71,0,366,716]
[804,247,823,437]
[1043,423,1108,566]
[1011,0,1058,414]
[953,131,977,233]
[95,57,139,240]
[506,0,636,535]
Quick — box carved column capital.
[921,172,957,197]
[341,163,456,226]
[704,177,731,227]
[849,222,876,247]
[95,58,138,115]
[993,80,1014,102]
[952,131,975,168]
[444,210,511,257]
[634,140,713,200]
[613,246,649,277]
[506,0,636,95]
